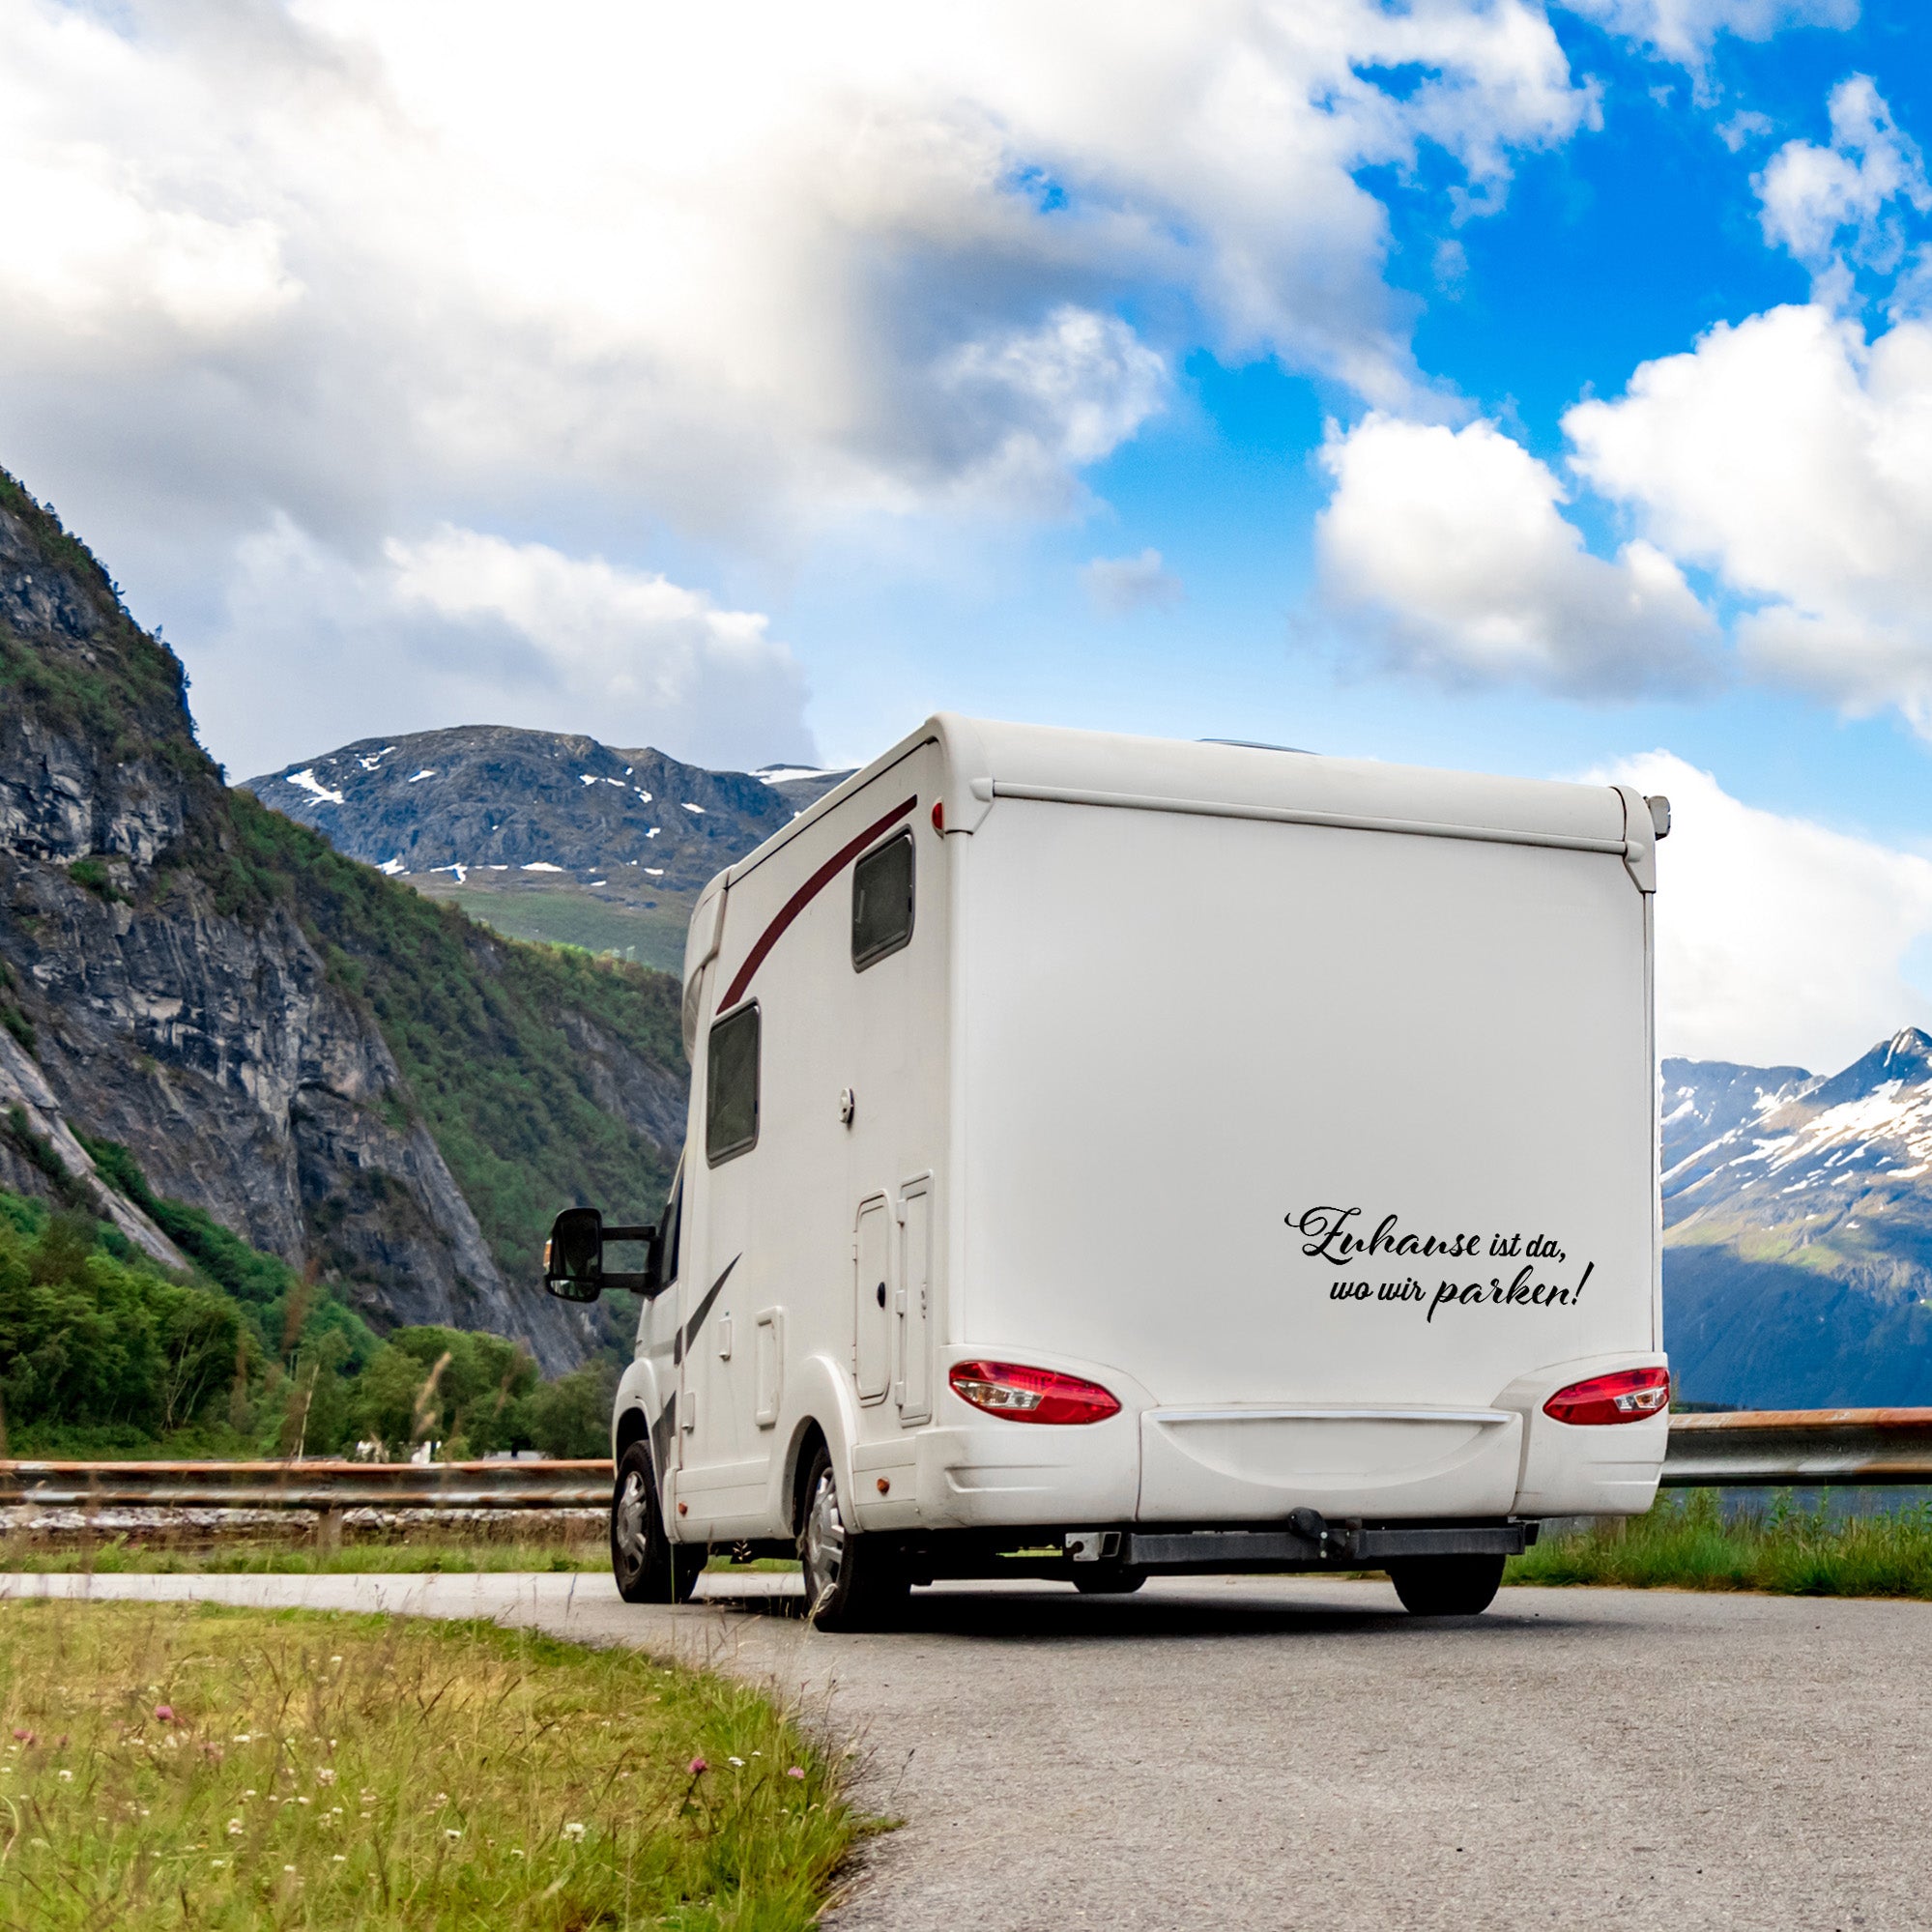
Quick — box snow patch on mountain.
[285,767,344,806]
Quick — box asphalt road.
[8,1569,1923,1930]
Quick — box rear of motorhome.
[545,716,1670,1626]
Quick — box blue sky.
[7,1,1932,1066]
[769,7,1932,844]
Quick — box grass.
[0,1598,858,1929]
[410,879,694,975]
[26,1493,1932,1601]
[0,1530,803,1581]
[1508,1488,1932,1600]
[0,1534,609,1578]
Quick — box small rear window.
[852,831,914,970]
[706,1004,760,1165]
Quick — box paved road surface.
[7,1570,1922,1930]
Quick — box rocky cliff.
[0,472,680,1372]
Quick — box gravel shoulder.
[9,1569,1925,1931]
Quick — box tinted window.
[852,831,915,970]
[658,1164,683,1285]
[706,1004,760,1165]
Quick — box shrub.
[522,1363,619,1458]
[0,1210,239,1438]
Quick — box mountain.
[1662,1031,1932,1407]
[0,469,687,1372]
[1661,1056,1813,1173]
[239,729,850,972]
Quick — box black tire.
[1388,1553,1506,1617]
[611,1440,705,1605]
[796,1442,908,1631]
[1072,1567,1147,1596]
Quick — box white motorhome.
[544,716,1671,1626]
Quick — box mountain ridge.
[0,469,686,1372]
[1663,1031,1932,1405]
[240,726,851,971]
[240,725,848,889]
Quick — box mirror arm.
[600,1224,660,1297]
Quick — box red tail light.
[1543,1366,1670,1427]
[948,1360,1121,1426]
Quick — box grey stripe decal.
[650,1389,678,1483]
[673,1254,739,1366]
[652,1254,741,1485]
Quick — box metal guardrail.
[3,1410,1931,1515]
[0,1458,615,1512]
[1661,1408,1932,1486]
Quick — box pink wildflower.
[687,1757,707,1775]
[155,1705,174,1723]
[12,1730,33,1746]
[786,1767,805,1780]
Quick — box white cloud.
[195,521,811,776]
[1566,303,1932,734]
[1754,76,1930,295]
[1717,108,1775,154]
[1083,548,1183,615]
[1600,752,1932,1071]
[0,0,1626,769]
[1315,414,1717,695]
[0,0,1603,536]
[935,308,1168,512]
[1562,1,1855,72]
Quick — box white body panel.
[614,717,1666,1543]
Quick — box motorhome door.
[854,1195,891,1402]
[897,1177,933,1424]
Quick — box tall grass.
[0,1599,857,1929]
[0,1527,801,1578]
[0,1530,607,1577]
[1509,1488,1932,1599]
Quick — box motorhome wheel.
[1387,1554,1506,1617]
[798,1444,908,1631]
[611,1441,705,1605]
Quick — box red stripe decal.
[718,796,917,1010]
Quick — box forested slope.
[0,466,685,1373]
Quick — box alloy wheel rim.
[804,1467,846,1594]
[615,1468,649,1579]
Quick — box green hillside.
[0,1180,611,1459]
[0,466,690,1370]
[216,795,684,1288]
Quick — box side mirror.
[541,1207,661,1302]
[543,1206,606,1302]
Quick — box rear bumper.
[1139,1406,1525,1520]
[887,1359,1669,1532]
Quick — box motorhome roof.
[714,714,1639,897]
